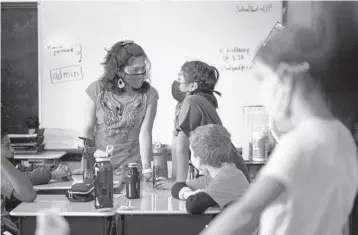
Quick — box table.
[11,182,220,235]
[115,183,220,235]
[14,151,66,165]
[10,194,120,235]
[34,175,82,194]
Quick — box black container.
[94,157,113,210]
[126,163,140,199]
[79,137,96,184]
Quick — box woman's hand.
[142,171,153,182]
[154,179,175,190]
[142,168,153,182]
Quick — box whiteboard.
[38,1,282,149]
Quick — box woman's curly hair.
[99,41,152,94]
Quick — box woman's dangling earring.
[117,78,125,88]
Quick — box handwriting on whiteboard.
[236,3,272,13]
[221,65,253,72]
[50,65,83,84]
[47,44,83,62]
[220,47,249,63]
[219,47,253,72]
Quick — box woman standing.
[82,40,158,181]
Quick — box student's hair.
[254,3,358,96]
[181,61,221,108]
[25,116,39,129]
[1,107,8,139]
[189,124,231,168]
[99,40,151,94]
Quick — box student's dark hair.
[254,2,358,96]
[25,116,39,129]
[1,127,7,139]
[1,107,8,138]
[99,40,151,95]
[189,124,231,167]
[181,61,221,108]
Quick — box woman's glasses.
[124,67,146,76]
[124,70,146,76]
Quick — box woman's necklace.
[111,91,138,117]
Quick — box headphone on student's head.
[120,40,134,47]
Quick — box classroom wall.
[38,1,284,148]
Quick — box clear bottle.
[153,142,168,186]
[126,163,140,199]
[242,130,253,161]
[94,154,113,210]
[79,137,96,184]
[252,127,269,162]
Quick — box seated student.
[1,128,37,234]
[25,116,40,134]
[23,115,72,184]
[171,124,249,214]
[2,119,72,186]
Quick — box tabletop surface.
[12,182,220,217]
[14,151,66,160]
[10,194,119,217]
[115,183,220,215]
[34,175,82,190]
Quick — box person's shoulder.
[213,163,249,186]
[296,119,351,149]
[182,94,205,107]
[187,94,207,102]
[224,164,249,181]
[278,120,319,149]
[89,80,101,87]
[147,85,158,95]
[146,85,159,101]
[87,80,104,91]
[205,164,249,206]
[318,119,358,160]
[271,127,309,162]
[277,118,355,162]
